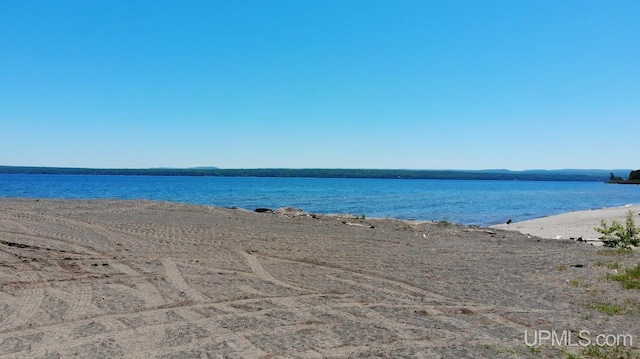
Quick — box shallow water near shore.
[1,174,639,226]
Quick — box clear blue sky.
[1,0,638,170]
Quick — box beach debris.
[341,221,374,229]
[254,208,274,213]
[462,228,496,235]
[275,207,307,216]
[1,240,37,249]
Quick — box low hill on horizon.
[0,165,632,182]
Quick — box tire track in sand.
[0,271,44,332]
[162,258,210,302]
[258,254,540,333]
[3,210,167,309]
[62,284,93,321]
[241,251,312,293]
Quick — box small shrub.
[595,211,640,249]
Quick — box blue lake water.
[1,174,639,226]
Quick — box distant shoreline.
[607,180,640,185]
[0,165,629,182]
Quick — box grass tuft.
[596,261,622,270]
[589,301,626,315]
[579,345,640,359]
[610,263,640,290]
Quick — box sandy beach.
[0,199,638,358]
[492,205,640,244]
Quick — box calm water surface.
[1,174,639,226]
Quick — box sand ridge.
[0,199,638,358]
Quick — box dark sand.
[0,199,638,358]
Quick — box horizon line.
[0,165,633,172]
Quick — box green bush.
[595,210,640,249]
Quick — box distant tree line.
[0,165,622,182]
